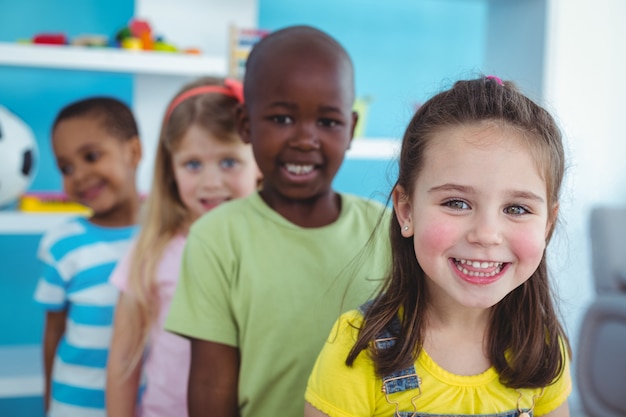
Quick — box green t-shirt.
[165,192,390,417]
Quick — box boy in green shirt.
[165,25,389,417]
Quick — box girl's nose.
[201,165,224,189]
[467,213,503,246]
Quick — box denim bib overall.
[359,302,534,417]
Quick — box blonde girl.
[106,77,260,417]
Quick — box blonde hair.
[122,77,243,373]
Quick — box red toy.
[33,33,67,45]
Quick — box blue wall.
[0,234,44,345]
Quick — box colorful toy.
[121,37,143,50]
[32,33,67,45]
[153,39,177,52]
[71,35,108,47]
[114,18,184,53]
[25,18,201,54]
[0,106,37,208]
[129,18,154,50]
[228,26,269,79]
[19,192,91,214]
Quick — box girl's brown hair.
[347,77,570,389]
[122,77,243,373]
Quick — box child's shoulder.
[327,308,368,346]
[39,216,136,258]
[192,193,257,230]
[39,216,89,249]
[340,192,385,208]
[339,193,389,222]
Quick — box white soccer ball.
[0,105,37,207]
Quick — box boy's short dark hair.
[53,97,139,141]
[242,25,354,105]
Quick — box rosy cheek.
[509,229,546,266]
[415,218,459,257]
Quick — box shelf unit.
[0,42,227,76]
[0,212,75,235]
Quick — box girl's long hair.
[121,77,242,374]
[347,77,570,389]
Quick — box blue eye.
[504,205,529,215]
[184,160,202,171]
[444,199,470,210]
[220,158,238,169]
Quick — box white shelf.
[0,345,43,398]
[347,138,399,159]
[0,42,227,76]
[0,212,74,235]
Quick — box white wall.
[485,0,547,101]
[544,0,626,411]
[133,0,258,192]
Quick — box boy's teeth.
[285,164,314,175]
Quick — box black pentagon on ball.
[22,149,34,176]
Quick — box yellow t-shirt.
[306,310,571,417]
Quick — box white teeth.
[455,263,503,277]
[285,163,314,175]
[455,258,502,269]
[454,258,504,277]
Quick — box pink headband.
[486,75,504,86]
[164,78,244,121]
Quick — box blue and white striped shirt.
[34,217,136,417]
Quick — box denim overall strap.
[358,301,421,395]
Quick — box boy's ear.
[347,110,359,149]
[393,185,414,237]
[128,135,142,167]
[236,104,251,144]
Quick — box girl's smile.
[451,258,509,285]
[77,180,106,202]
